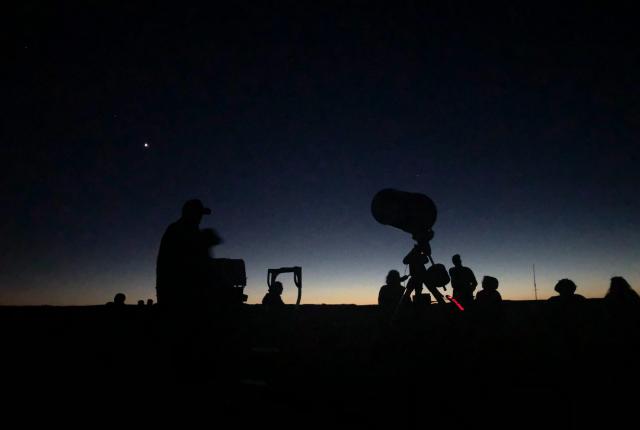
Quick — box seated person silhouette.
[114,293,126,306]
[605,276,640,306]
[548,279,586,304]
[474,276,503,328]
[547,279,587,333]
[378,270,409,308]
[106,293,127,307]
[475,276,502,305]
[604,276,640,322]
[262,281,285,308]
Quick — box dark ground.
[1,301,638,427]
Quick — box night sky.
[2,3,639,305]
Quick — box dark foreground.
[2,301,638,427]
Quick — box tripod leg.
[392,277,416,320]
[427,284,446,304]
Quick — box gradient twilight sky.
[2,3,639,305]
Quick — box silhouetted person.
[604,277,640,324]
[137,299,145,307]
[448,254,478,308]
[402,230,445,304]
[545,279,591,362]
[548,279,585,304]
[475,276,502,305]
[114,293,126,307]
[546,279,586,333]
[378,270,409,308]
[605,277,640,307]
[262,281,285,308]
[146,299,154,306]
[474,276,503,331]
[156,199,211,308]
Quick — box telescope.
[372,189,451,306]
[371,188,437,236]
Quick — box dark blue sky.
[2,2,638,304]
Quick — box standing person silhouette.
[402,230,446,305]
[448,254,478,309]
[156,199,212,308]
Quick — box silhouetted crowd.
[105,199,639,321]
[378,253,639,317]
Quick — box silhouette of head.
[452,254,462,266]
[482,276,499,291]
[269,281,284,295]
[554,279,577,296]
[137,300,144,306]
[608,276,634,296]
[114,293,126,306]
[386,270,402,285]
[182,199,211,225]
[146,299,154,306]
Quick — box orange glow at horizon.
[1,270,637,306]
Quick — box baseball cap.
[182,199,212,216]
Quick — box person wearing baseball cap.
[182,199,212,218]
[156,198,212,308]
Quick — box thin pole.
[533,264,538,301]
